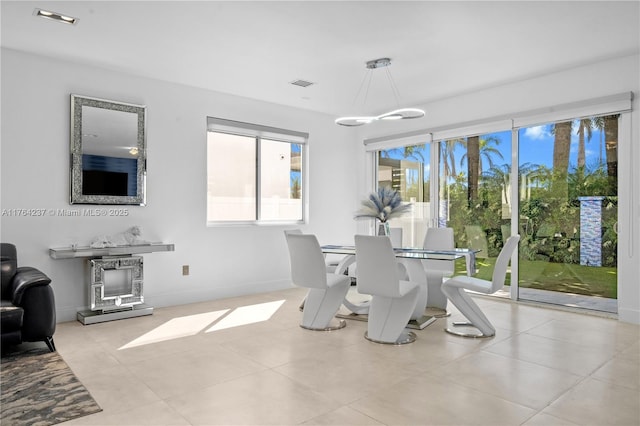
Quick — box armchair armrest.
[11,267,52,306]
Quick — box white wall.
[3,49,637,325]
[0,48,360,322]
[355,54,640,324]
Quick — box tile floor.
[54,287,640,425]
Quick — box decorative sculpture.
[90,226,148,248]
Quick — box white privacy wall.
[0,48,360,322]
[356,54,640,324]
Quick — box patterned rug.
[1,347,102,425]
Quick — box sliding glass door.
[517,115,618,312]
[373,110,620,314]
[436,131,512,282]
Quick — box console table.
[49,243,175,325]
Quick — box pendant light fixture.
[335,58,425,127]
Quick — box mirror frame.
[70,94,147,205]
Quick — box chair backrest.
[389,227,403,247]
[284,233,328,289]
[490,235,521,292]
[355,235,402,298]
[422,227,455,274]
[1,243,17,296]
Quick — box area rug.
[1,347,102,426]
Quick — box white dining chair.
[285,229,345,273]
[355,235,420,344]
[442,235,520,337]
[389,227,409,279]
[421,227,455,315]
[284,232,350,331]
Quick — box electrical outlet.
[182,265,189,276]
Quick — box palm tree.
[589,116,605,164]
[380,145,426,163]
[604,114,619,194]
[483,163,511,212]
[552,121,572,197]
[576,118,594,168]
[516,162,549,201]
[437,138,464,225]
[440,138,462,178]
[466,136,480,203]
[460,136,504,204]
[552,121,572,173]
[460,136,504,175]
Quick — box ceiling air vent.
[290,79,314,88]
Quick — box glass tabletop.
[321,245,478,261]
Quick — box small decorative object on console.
[90,225,148,248]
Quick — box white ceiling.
[2,1,639,118]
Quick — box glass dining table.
[321,244,478,330]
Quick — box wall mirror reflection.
[70,94,146,205]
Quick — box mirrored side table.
[49,243,175,324]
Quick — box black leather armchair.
[1,243,56,352]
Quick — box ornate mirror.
[70,94,146,205]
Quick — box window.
[376,142,432,247]
[206,118,307,224]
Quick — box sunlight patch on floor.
[118,300,285,350]
[119,310,229,350]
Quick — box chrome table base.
[337,311,437,330]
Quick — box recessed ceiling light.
[33,8,78,25]
[290,79,314,88]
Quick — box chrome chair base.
[444,322,493,338]
[300,318,346,331]
[364,330,417,345]
[425,307,451,318]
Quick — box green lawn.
[454,257,617,299]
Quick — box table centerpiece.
[354,187,412,236]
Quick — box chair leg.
[366,287,419,344]
[44,336,56,352]
[301,285,349,331]
[442,287,495,337]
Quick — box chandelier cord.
[385,67,402,109]
[362,70,373,111]
[351,69,373,111]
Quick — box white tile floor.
[55,287,640,425]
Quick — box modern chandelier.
[335,57,425,127]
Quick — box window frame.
[206,117,308,226]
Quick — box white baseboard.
[618,307,640,325]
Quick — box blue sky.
[519,124,606,169]
[382,120,608,175]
